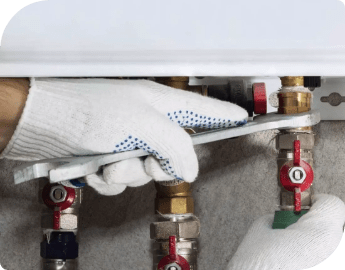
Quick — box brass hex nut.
[155,197,194,215]
[150,219,200,240]
[276,133,314,150]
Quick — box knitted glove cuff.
[0,78,90,161]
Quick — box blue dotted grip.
[112,110,247,180]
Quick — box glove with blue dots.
[1,78,248,195]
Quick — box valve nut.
[288,167,307,184]
[151,219,200,240]
[155,181,194,215]
[49,185,67,203]
[156,197,194,215]
[41,210,79,230]
[60,214,78,230]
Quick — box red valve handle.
[157,236,190,270]
[294,187,302,212]
[293,140,301,167]
[42,184,76,230]
[53,207,61,230]
[169,235,177,261]
[280,140,314,212]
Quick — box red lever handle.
[157,236,190,270]
[279,139,314,212]
[293,140,301,167]
[169,236,177,261]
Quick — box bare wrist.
[0,78,30,153]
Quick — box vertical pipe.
[273,77,315,228]
[152,77,200,270]
[39,178,83,270]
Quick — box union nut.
[150,219,200,240]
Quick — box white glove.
[1,78,248,195]
[227,194,345,270]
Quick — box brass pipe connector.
[155,181,194,215]
[277,77,312,115]
[155,77,205,95]
[155,77,190,90]
[277,92,312,114]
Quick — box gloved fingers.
[290,194,345,232]
[248,194,345,234]
[227,194,345,270]
[103,157,153,187]
[139,80,249,129]
[125,106,198,182]
[144,156,175,181]
[84,173,127,196]
[244,213,275,235]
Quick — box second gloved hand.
[227,194,345,270]
[1,78,248,195]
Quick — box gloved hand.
[1,78,248,195]
[227,194,345,270]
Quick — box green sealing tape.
[272,210,308,229]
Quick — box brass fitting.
[278,76,312,114]
[155,76,206,95]
[154,77,197,214]
[155,77,189,90]
[280,76,304,87]
[277,92,312,114]
[155,181,194,215]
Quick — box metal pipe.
[42,259,77,270]
[273,76,315,229]
[39,178,83,270]
[151,181,199,270]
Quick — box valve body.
[151,181,199,270]
[39,178,83,270]
[273,76,315,229]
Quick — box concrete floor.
[0,121,345,270]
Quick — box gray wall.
[0,121,344,270]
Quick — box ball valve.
[279,140,314,212]
[42,184,76,230]
[273,140,314,229]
